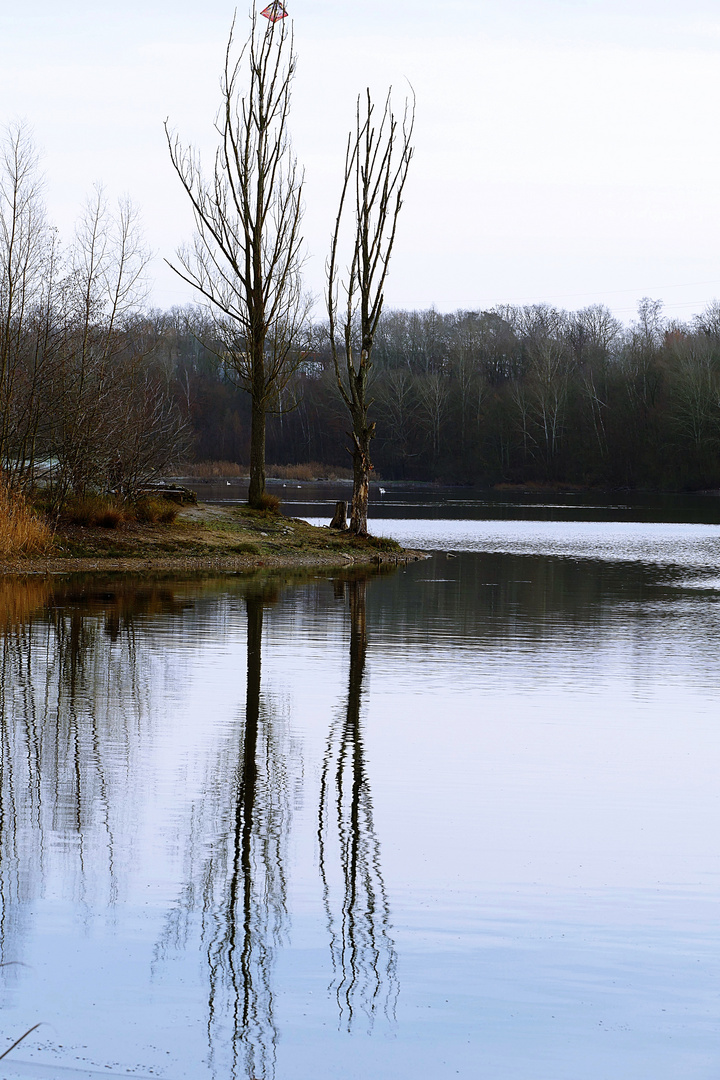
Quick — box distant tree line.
[6,117,720,498]
[157,296,720,491]
[9,9,720,505]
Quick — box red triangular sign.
[261,2,288,21]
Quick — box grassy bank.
[0,501,424,574]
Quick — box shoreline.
[175,475,720,497]
[0,502,428,577]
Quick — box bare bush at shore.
[56,494,180,528]
[0,481,53,557]
[0,126,189,507]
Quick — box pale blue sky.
[2,1,720,320]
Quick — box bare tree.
[166,12,306,509]
[327,89,414,535]
[667,333,720,451]
[565,303,622,364]
[0,128,187,506]
[417,369,450,464]
[564,306,620,463]
[104,360,191,499]
[0,122,56,489]
[622,297,665,418]
[375,366,416,474]
[447,311,486,452]
[522,337,571,475]
[48,187,153,504]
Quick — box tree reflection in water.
[0,572,396,1072]
[318,576,398,1030]
[158,583,294,1080]
[0,578,180,986]
[203,588,290,1080]
[158,572,397,1074]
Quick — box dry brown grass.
[268,462,355,481]
[134,497,179,524]
[175,460,247,478]
[173,460,357,482]
[0,482,54,558]
[63,494,128,528]
[62,493,180,527]
[255,492,281,513]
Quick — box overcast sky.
[3,0,720,322]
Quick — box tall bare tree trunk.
[249,394,267,509]
[327,90,414,536]
[166,12,307,512]
[350,427,372,536]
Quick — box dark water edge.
[182,477,720,526]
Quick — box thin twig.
[0,1023,42,1062]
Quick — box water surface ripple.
[0,500,719,1078]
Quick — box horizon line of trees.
[152,294,720,492]
[7,9,720,508]
[6,123,720,496]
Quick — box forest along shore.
[0,502,427,575]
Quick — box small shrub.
[0,481,54,558]
[255,492,281,513]
[64,494,128,528]
[96,507,125,529]
[230,541,261,554]
[365,535,401,552]
[134,497,179,524]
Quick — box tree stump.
[329,500,348,530]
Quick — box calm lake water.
[2,490,720,1079]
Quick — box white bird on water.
[379,487,386,495]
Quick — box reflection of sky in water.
[307,516,720,571]
[1,529,720,1077]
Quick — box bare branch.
[326,87,414,534]
[166,12,306,507]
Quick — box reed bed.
[175,460,246,477]
[268,461,354,481]
[0,481,53,558]
[174,460,356,481]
